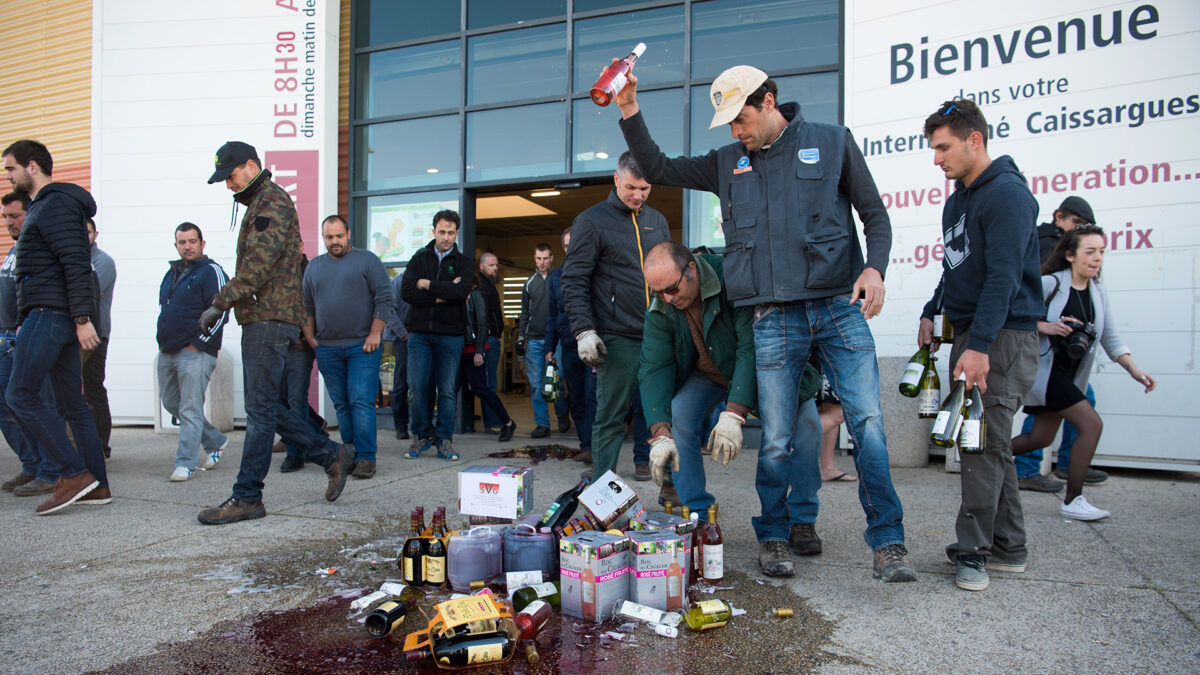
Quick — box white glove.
[648,435,679,486]
[708,411,745,467]
[576,330,607,367]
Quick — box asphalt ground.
[1,410,1197,674]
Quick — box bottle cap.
[632,42,647,58]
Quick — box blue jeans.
[630,387,650,465]
[315,342,381,462]
[481,336,502,429]
[752,299,905,549]
[281,342,328,459]
[390,338,409,432]
[1014,383,1094,477]
[525,338,568,427]
[5,308,107,485]
[408,332,464,442]
[234,321,339,503]
[157,348,226,469]
[0,332,62,482]
[560,347,595,449]
[666,372,727,514]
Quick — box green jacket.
[639,254,757,429]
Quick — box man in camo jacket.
[195,141,354,526]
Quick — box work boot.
[576,447,593,465]
[788,522,823,556]
[657,481,680,506]
[872,544,917,582]
[279,455,304,473]
[352,459,376,479]
[198,497,266,525]
[954,554,989,591]
[558,414,571,433]
[758,541,795,577]
[531,425,551,439]
[14,478,57,496]
[325,444,355,501]
[3,472,35,491]
[1018,473,1063,492]
[35,472,99,515]
[633,463,651,482]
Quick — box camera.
[1059,319,1097,360]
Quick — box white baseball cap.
[708,65,769,129]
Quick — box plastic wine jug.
[447,525,504,592]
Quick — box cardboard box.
[559,531,630,622]
[629,511,696,586]
[626,530,688,611]
[577,470,645,531]
[457,466,533,520]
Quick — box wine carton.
[559,531,631,622]
[457,465,533,520]
[576,470,645,531]
[626,530,688,612]
[628,511,696,584]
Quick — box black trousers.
[81,337,112,451]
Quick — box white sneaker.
[169,467,195,482]
[1060,495,1110,521]
[198,440,228,470]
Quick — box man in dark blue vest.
[617,65,914,582]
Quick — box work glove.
[708,411,745,467]
[199,305,225,337]
[576,330,606,367]
[515,337,526,357]
[648,435,679,486]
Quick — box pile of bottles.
[899,315,985,455]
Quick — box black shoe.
[279,455,305,473]
[499,420,517,443]
[558,415,571,433]
[531,425,551,439]
[102,446,111,459]
[395,428,410,440]
[1018,474,1064,492]
[1053,467,1109,484]
[788,523,823,556]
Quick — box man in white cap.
[616,66,914,582]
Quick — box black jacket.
[16,183,97,321]
[1035,222,1062,263]
[400,240,472,336]
[561,189,670,340]
[479,275,503,337]
[465,287,489,353]
[157,255,229,356]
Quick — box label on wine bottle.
[696,600,726,615]
[425,556,446,583]
[702,545,723,580]
[523,600,549,616]
[403,558,414,582]
[917,389,941,415]
[467,643,504,665]
[697,620,728,630]
[958,420,982,451]
[609,72,629,96]
[932,410,951,435]
[900,363,923,388]
[530,582,557,598]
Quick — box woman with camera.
[1011,226,1156,521]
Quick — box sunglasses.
[941,103,956,116]
[650,268,686,299]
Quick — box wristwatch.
[75,316,90,325]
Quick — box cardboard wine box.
[559,531,630,622]
[626,530,688,612]
[457,465,533,520]
[576,470,644,531]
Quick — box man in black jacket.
[561,151,670,479]
[2,140,108,514]
[400,210,471,460]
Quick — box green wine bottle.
[898,346,930,397]
[957,384,986,454]
[930,374,967,448]
[684,599,732,631]
[917,356,942,420]
[510,581,560,613]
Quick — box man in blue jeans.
[400,210,471,460]
[2,139,109,514]
[303,215,393,479]
[384,276,411,439]
[156,222,230,482]
[545,226,596,461]
[520,243,569,438]
[618,67,914,580]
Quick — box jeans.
[666,372,727,514]
[630,387,650,465]
[590,334,643,478]
[481,336,502,429]
[525,338,568,428]
[1014,383,1094,477]
[281,342,328,459]
[751,299,904,549]
[81,336,112,452]
[560,347,595,449]
[315,342,381,462]
[158,348,226,469]
[234,321,339,503]
[408,332,464,442]
[461,350,511,426]
[5,308,107,486]
[390,338,409,432]
[0,332,62,482]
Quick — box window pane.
[467,103,565,182]
[468,0,565,29]
[573,6,685,94]
[468,25,566,106]
[354,191,461,265]
[573,89,684,174]
[575,0,642,12]
[356,0,459,47]
[355,116,461,191]
[690,72,838,154]
[691,0,838,79]
[356,41,460,119]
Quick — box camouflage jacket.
[212,170,306,326]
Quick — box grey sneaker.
[13,478,57,496]
[2,472,35,491]
[955,554,989,591]
[1054,467,1109,484]
[872,544,917,582]
[944,549,1027,574]
[758,541,795,577]
[1018,473,1064,492]
[788,523,823,556]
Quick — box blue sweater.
[922,155,1042,353]
[157,255,228,356]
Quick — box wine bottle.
[428,630,516,668]
[930,373,967,448]
[425,511,447,586]
[541,364,559,402]
[686,509,700,585]
[665,555,683,611]
[664,501,674,516]
[512,581,561,613]
[957,383,986,454]
[684,599,732,631]
[513,599,552,639]
[416,506,427,535]
[917,356,942,419]
[701,506,724,584]
[364,600,407,637]
[932,313,955,346]
[537,477,587,531]
[400,510,424,586]
[590,42,647,107]
[524,641,540,664]
[899,346,930,397]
